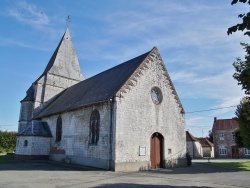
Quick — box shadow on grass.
[0,153,15,164]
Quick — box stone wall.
[114,51,186,171]
[15,136,50,156]
[42,102,112,169]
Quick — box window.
[56,116,62,142]
[24,140,28,147]
[90,109,100,144]
[244,148,250,155]
[219,132,224,140]
[231,132,235,140]
[219,146,227,155]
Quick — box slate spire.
[37,28,84,82]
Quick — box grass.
[207,162,250,171]
[0,153,15,164]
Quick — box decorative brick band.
[15,154,49,160]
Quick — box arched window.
[56,116,62,142]
[24,140,28,147]
[90,109,100,144]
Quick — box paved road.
[0,161,249,188]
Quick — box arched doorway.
[150,132,164,168]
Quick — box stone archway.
[150,132,164,168]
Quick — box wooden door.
[150,133,163,168]
[232,146,239,158]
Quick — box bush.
[0,131,17,153]
[186,152,192,166]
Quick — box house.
[15,29,187,171]
[212,117,250,158]
[197,138,214,158]
[186,131,214,158]
[186,131,202,158]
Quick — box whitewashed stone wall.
[16,136,50,155]
[186,141,202,158]
[114,52,186,171]
[34,73,83,112]
[42,102,112,169]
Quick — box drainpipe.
[108,97,115,170]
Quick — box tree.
[227,0,250,37]
[228,0,250,149]
[233,43,250,96]
[206,130,213,143]
[234,97,250,149]
[0,131,17,153]
[234,129,244,148]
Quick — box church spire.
[37,28,84,82]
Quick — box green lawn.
[0,153,15,164]
[207,162,250,171]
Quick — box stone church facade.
[15,29,187,171]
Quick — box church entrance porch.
[150,132,164,169]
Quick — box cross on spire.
[66,15,71,28]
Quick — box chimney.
[214,117,217,122]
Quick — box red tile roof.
[186,131,198,141]
[197,138,213,147]
[212,118,238,131]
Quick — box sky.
[0,0,248,137]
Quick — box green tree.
[234,98,250,149]
[228,0,250,149]
[234,129,244,148]
[0,131,17,153]
[233,43,250,96]
[227,0,250,37]
[206,130,213,143]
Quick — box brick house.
[15,29,187,171]
[212,117,250,158]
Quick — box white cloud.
[7,2,49,28]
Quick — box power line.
[186,105,238,114]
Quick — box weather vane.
[66,15,71,28]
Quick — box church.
[15,29,187,171]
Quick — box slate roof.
[212,118,238,131]
[186,131,199,142]
[197,138,213,147]
[19,121,52,137]
[35,48,152,118]
[22,86,35,102]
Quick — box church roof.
[35,49,152,118]
[18,121,52,137]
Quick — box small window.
[24,140,28,147]
[90,109,100,144]
[56,116,62,142]
[219,146,227,155]
[219,132,224,140]
[244,148,250,155]
[231,132,235,140]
